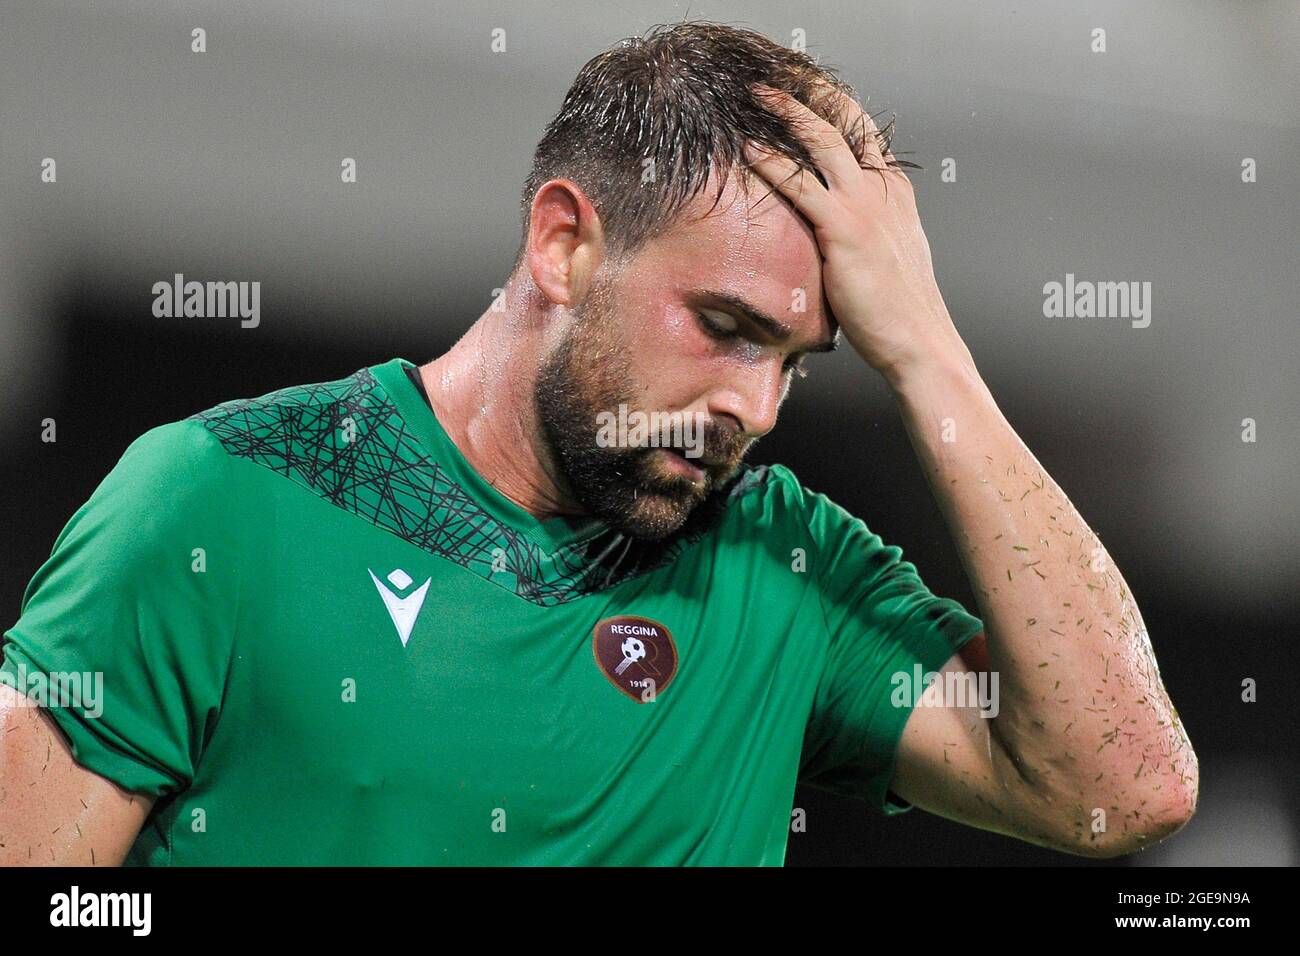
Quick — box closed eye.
[696,308,739,340]
[696,309,810,379]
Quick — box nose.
[709,359,788,439]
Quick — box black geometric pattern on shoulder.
[188,367,770,606]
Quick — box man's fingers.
[751,84,864,193]
[742,141,836,226]
[861,105,898,168]
[817,86,883,171]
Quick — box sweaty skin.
[0,684,152,865]
[421,168,833,530]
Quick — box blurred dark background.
[1,1,1296,865]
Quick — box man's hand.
[743,84,961,379]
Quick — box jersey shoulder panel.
[187,366,775,605]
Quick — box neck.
[417,286,585,520]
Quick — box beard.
[533,283,751,541]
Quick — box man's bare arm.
[0,684,152,866]
[743,85,1197,854]
[885,345,1198,855]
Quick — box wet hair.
[515,20,915,268]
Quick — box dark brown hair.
[516,20,913,268]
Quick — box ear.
[525,179,607,308]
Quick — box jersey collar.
[370,357,608,554]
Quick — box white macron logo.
[369,567,431,647]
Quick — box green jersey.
[1,357,983,865]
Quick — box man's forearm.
[741,83,1196,845]
[882,320,1198,841]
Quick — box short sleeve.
[797,485,984,815]
[0,421,242,798]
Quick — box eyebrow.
[693,288,840,354]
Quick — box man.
[0,22,1196,866]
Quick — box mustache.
[604,418,750,469]
[690,419,751,466]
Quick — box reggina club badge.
[592,615,679,703]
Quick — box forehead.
[630,169,824,308]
